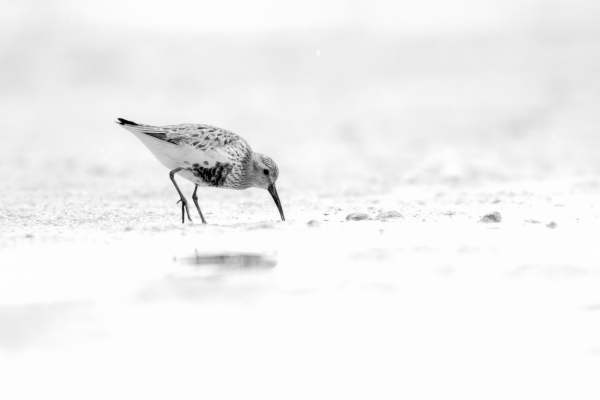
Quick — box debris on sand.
[307,220,321,227]
[525,219,541,224]
[346,213,369,221]
[479,211,502,223]
[546,221,558,229]
[375,211,403,221]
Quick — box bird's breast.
[187,162,234,188]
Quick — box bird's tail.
[116,118,139,126]
[116,117,187,171]
[116,117,175,143]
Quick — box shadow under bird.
[116,118,285,223]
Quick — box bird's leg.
[169,167,192,224]
[192,185,207,224]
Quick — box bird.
[116,118,284,224]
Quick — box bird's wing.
[118,118,251,167]
[162,123,251,163]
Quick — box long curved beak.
[267,184,285,221]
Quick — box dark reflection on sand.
[176,252,277,269]
[138,253,278,302]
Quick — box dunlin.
[117,118,284,223]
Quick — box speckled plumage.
[117,118,284,223]
[118,119,254,188]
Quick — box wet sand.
[1,174,599,399]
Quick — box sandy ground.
[2,2,600,399]
[1,172,599,399]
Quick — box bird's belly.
[176,169,210,187]
[169,161,237,189]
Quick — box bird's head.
[249,153,285,221]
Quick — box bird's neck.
[235,153,259,189]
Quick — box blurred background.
[2,3,600,398]
[1,0,599,200]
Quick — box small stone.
[346,213,369,221]
[479,211,502,223]
[546,221,558,229]
[375,211,403,221]
[307,220,321,227]
[25,233,34,238]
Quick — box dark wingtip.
[116,118,139,126]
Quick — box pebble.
[546,221,558,229]
[307,220,321,227]
[375,211,403,220]
[346,213,369,221]
[479,211,502,223]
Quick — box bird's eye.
[263,169,269,175]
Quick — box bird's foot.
[176,198,193,224]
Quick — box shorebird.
[116,118,284,224]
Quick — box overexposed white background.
[1,1,599,399]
